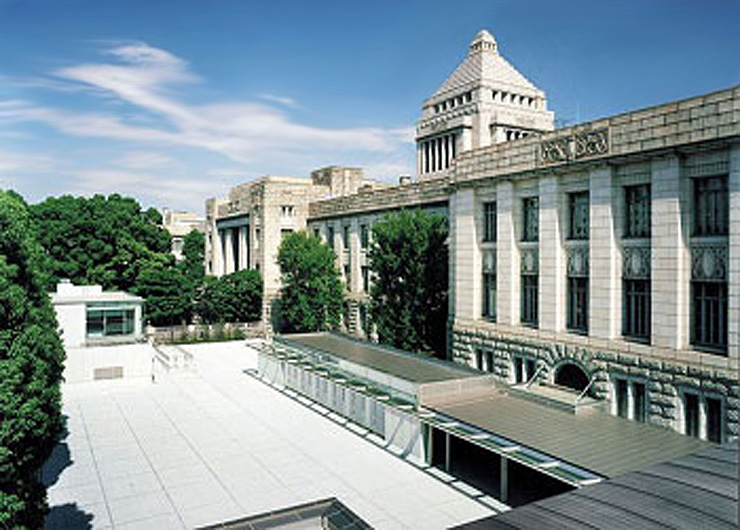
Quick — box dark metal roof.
[454,442,739,530]
[278,332,479,384]
[433,390,710,478]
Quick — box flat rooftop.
[456,442,739,530]
[433,390,711,478]
[278,333,480,384]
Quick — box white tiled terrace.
[43,342,497,529]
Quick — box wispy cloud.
[258,93,299,108]
[117,151,174,169]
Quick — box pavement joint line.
[145,377,248,517]
[111,394,187,529]
[244,369,507,515]
[77,405,116,529]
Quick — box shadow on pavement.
[45,503,94,530]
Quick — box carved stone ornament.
[567,245,589,278]
[691,245,727,281]
[622,245,651,280]
[521,247,539,274]
[483,250,496,273]
[539,128,609,165]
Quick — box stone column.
[212,227,224,277]
[728,144,740,362]
[539,176,564,332]
[350,219,361,294]
[451,188,478,320]
[224,228,234,275]
[497,181,519,325]
[238,225,248,271]
[589,164,619,338]
[651,155,688,349]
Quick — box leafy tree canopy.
[0,190,65,528]
[133,263,194,327]
[277,231,343,332]
[198,269,263,324]
[30,194,172,292]
[178,229,205,284]
[369,209,448,358]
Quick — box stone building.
[161,208,205,261]
[206,30,740,444]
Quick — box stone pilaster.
[350,219,361,294]
[497,181,518,325]
[539,176,564,332]
[651,155,689,350]
[451,188,478,320]
[589,164,619,338]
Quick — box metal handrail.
[576,376,596,403]
[525,364,545,388]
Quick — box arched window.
[554,363,589,392]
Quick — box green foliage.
[0,191,65,528]
[133,263,194,327]
[369,209,449,358]
[178,230,205,284]
[30,194,173,292]
[197,269,263,324]
[277,231,343,332]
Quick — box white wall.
[55,303,87,348]
[64,344,154,384]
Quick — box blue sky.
[1,0,739,212]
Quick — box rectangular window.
[313,228,320,239]
[525,358,536,382]
[684,393,700,438]
[624,184,651,238]
[632,382,646,423]
[360,224,369,249]
[476,349,484,371]
[86,307,135,337]
[86,310,104,337]
[327,226,335,250]
[361,266,369,293]
[344,264,351,290]
[522,197,539,242]
[616,379,628,419]
[342,226,350,249]
[566,277,588,333]
[521,274,538,327]
[706,397,723,443]
[485,351,494,373]
[691,281,728,353]
[568,191,589,240]
[483,202,497,242]
[513,357,524,383]
[623,279,650,342]
[693,175,728,236]
[482,271,496,321]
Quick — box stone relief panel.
[520,247,539,274]
[566,245,589,278]
[539,128,609,165]
[622,245,652,280]
[691,245,728,281]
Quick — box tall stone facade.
[205,30,740,444]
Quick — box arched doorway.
[554,363,589,393]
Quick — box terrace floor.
[43,341,497,529]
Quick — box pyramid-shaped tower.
[416,30,554,179]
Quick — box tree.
[133,263,194,327]
[178,230,205,284]
[369,209,448,358]
[0,191,65,528]
[197,270,262,324]
[277,231,343,332]
[30,194,172,292]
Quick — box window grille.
[624,184,651,238]
[568,191,589,240]
[483,202,497,242]
[522,197,539,242]
[521,274,538,326]
[684,393,700,438]
[691,281,727,353]
[693,175,728,236]
[482,272,496,321]
[566,277,588,333]
[623,279,651,341]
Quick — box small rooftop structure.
[456,442,739,529]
